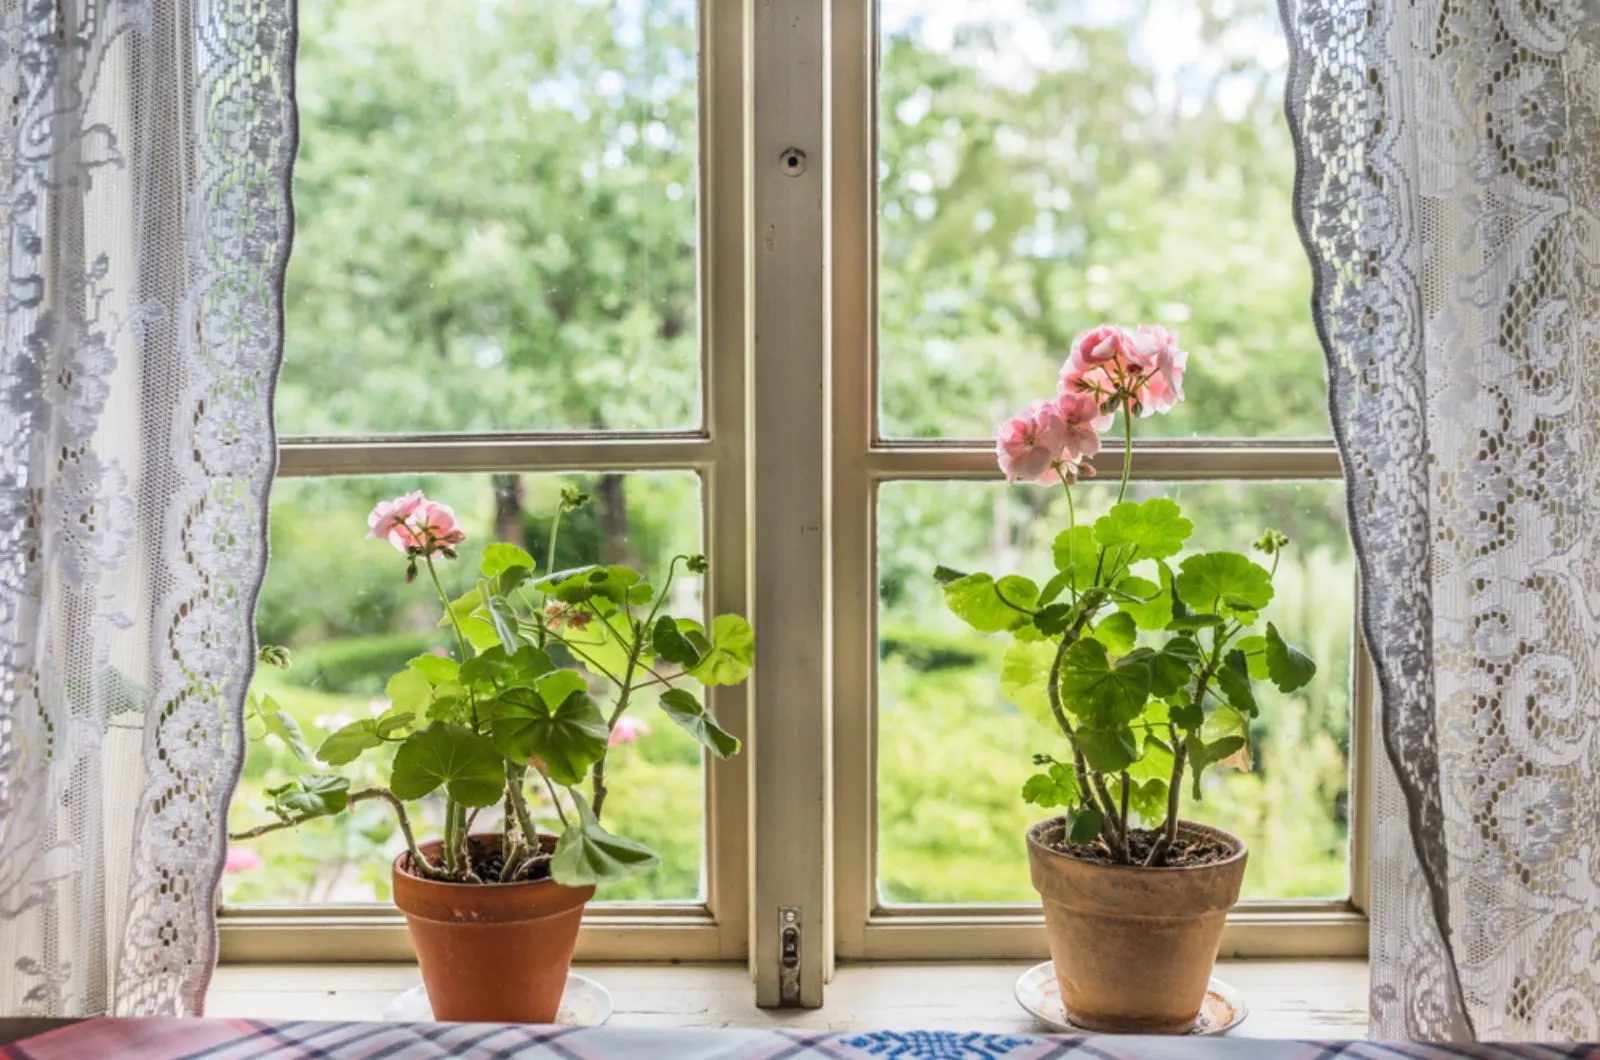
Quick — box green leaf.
[491,681,608,786]
[1000,637,1059,734]
[1067,808,1105,843]
[1203,704,1253,771]
[1185,733,1249,800]
[1147,635,1203,698]
[261,697,311,762]
[316,719,384,766]
[932,565,967,585]
[1088,611,1137,655]
[459,616,502,653]
[941,572,1035,633]
[550,792,661,887]
[1119,562,1175,630]
[274,774,350,817]
[482,588,522,653]
[651,616,700,668]
[408,653,460,686]
[459,645,555,694]
[1050,526,1099,594]
[1234,635,1271,679]
[376,710,417,740]
[658,688,740,758]
[1128,778,1169,824]
[1216,650,1259,717]
[439,589,482,630]
[1175,552,1274,616]
[481,542,537,578]
[535,564,643,606]
[391,723,505,807]
[1058,638,1151,726]
[386,668,434,718]
[1076,725,1140,772]
[1093,498,1193,562]
[688,614,755,686]
[1021,763,1080,808]
[1265,622,1317,693]
[1033,603,1073,636]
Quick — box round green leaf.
[658,688,741,758]
[390,723,505,807]
[1093,499,1193,562]
[1175,552,1274,616]
[689,614,755,686]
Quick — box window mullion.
[750,0,831,1009]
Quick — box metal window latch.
[778,907,801,1005]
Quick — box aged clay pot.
[392,833,593,1023]
[1027,818,1247,1033]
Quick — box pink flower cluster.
[997,324,1188,485]
[367,491,467,558]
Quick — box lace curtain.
[0,1,293,1016]
[1281,0,1600,1042]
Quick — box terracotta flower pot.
[1027,818,1247,1033]
[392,833,594,1023]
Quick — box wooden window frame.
[220,0,1372,1003]
[218,0,750,965]
[821,0,1371,975]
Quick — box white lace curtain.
[0,1,293,1016]
[1282,0,1600,1042]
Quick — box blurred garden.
[224,0,1350,907]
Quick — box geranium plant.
[937,325,1317,866]
[231,488,752,886]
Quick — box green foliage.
[658,689,740,759]
[390,724,505,807]
[941,572,1038,633]
[550,794,661,888]
[1175,552,1275,617]
[1092,499,1193,562]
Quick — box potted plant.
[935,325,1318,1033]
[230,488,753,1023]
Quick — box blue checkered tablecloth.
[3,1020,1597,1059]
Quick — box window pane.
[876,479,1352,903]
[278,0,700,435]
[225,471,705,905]
[877,1,1326,440]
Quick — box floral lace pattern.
[0,0,293,1016]
[1282,0,1600,1041]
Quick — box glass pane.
[876,479,1352,903]
[278,0,700,435]
[877,0,1326,440]
[225,471,705,905]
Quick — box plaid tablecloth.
[3,1020,1597,1060]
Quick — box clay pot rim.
[392,831,562,890]
[1026,817,1248,874]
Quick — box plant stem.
[426,553,481,730]
[591,626,645,820]
[442,798,459,874]
[1146,741,1188,867]
[1115,400,1134,505]
[535,766,571,830]
[1045,630,1114,833]
[1119,772,1130,837]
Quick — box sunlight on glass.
[876,479,1352,903]
[278,0,700,435]
[877,0,1324,439]
[224,472,706,905]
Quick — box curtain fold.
[1281,0,1600,1041]
[0,0,294,1016]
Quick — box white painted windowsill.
[208,960,1367,1038]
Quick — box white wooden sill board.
[207,960,1367,1038]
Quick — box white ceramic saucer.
[1014,961,1247,1036]
[381,972,613,1026]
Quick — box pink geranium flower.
[998,398,1075,486]
[225,847,262,873]
[366,492,468,558]
[1053,391,1112,462]
[609,716,650,748]
[1128,325,1188,416]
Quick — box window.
[827,0,1368,967]
[225,0,1368,993]
[220,0,749,963]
